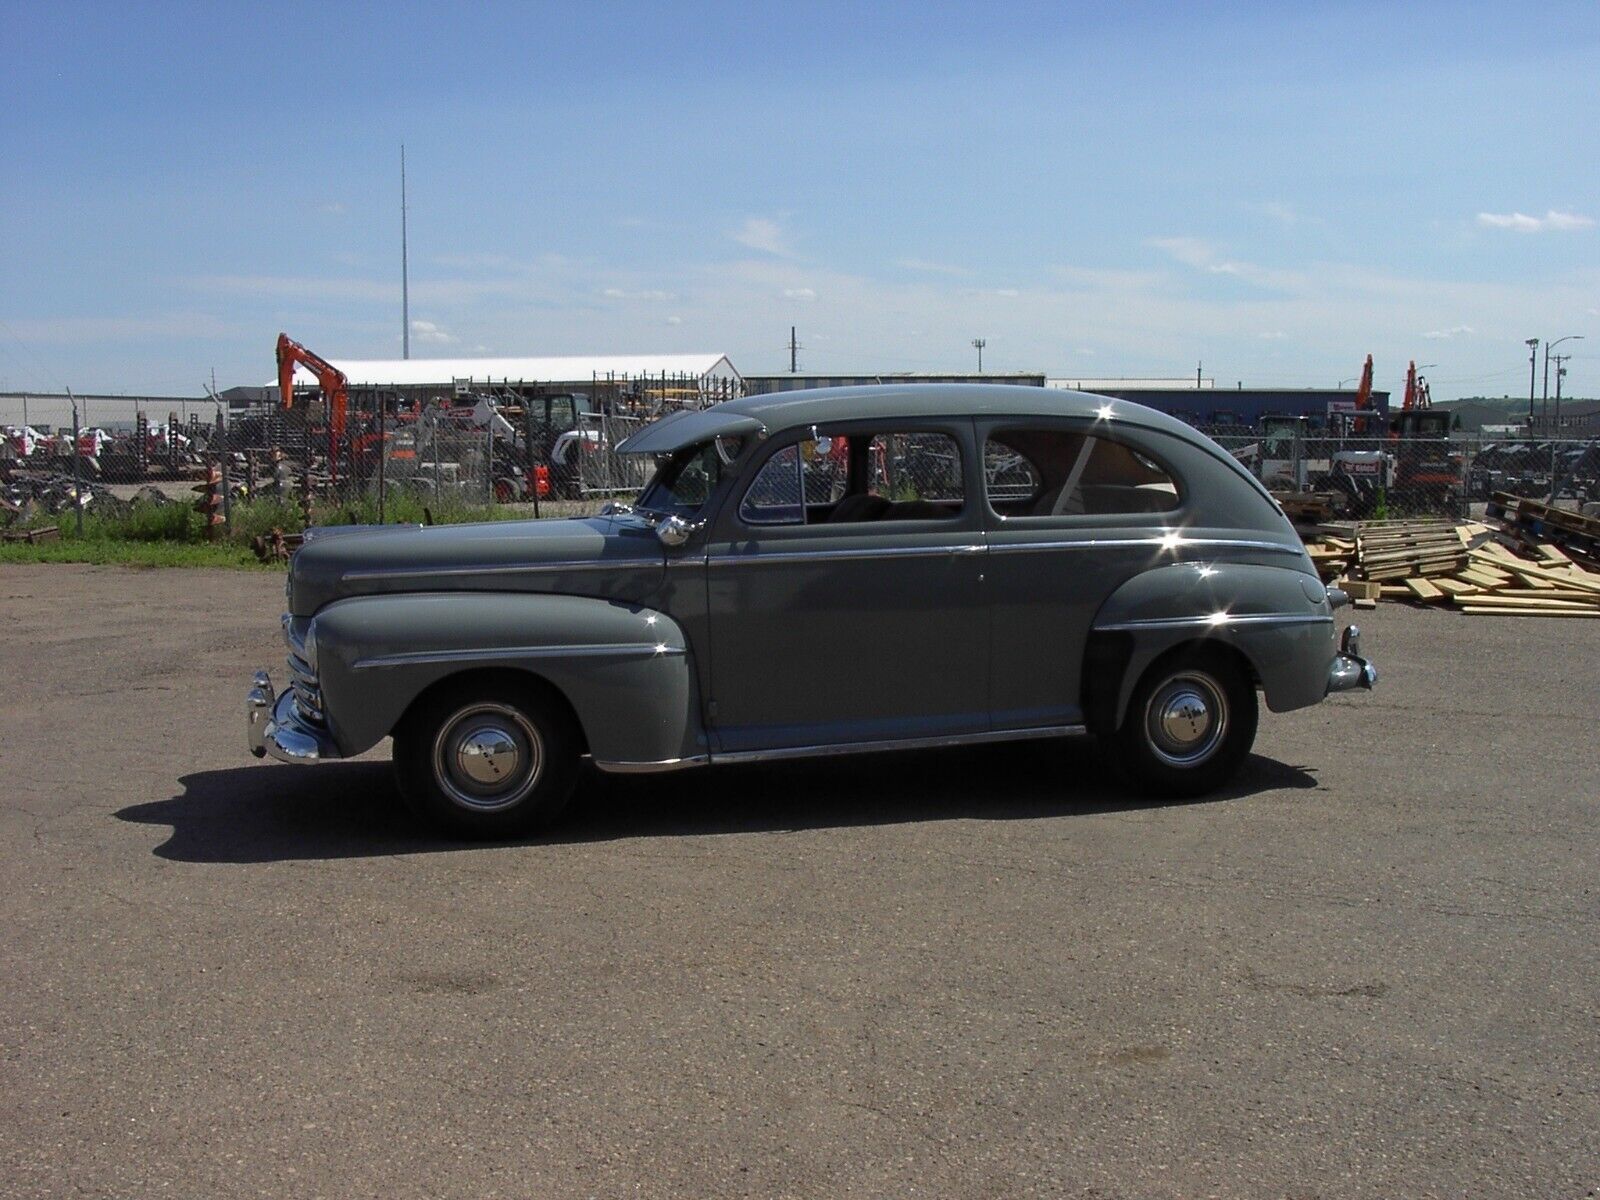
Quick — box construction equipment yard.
[1,563,1595,1198]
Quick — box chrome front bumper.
[1326,624,1378,694]
[246,670,341,764]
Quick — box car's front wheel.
[393,678,580,838]
[1110,648,1258,797]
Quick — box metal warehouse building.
[282,353,742,411]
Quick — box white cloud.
[1147,236,1218,269]
[1477,209,1594,233]
[783,287,817,300]
[1422,325,1474,339]
[410,319,457,345]
[602,288,677,301]
[731,216,794,257]
[319,202,347,215]
[1247,201,1304,226]
[1146,237,1305,292]
[665,315,683,325]
[1257,331,1285,340]
[897,257,969,276]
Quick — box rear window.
[984,429,1180,517]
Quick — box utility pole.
[401,145,410,360]
[1525,338,1539,430]
[971,338,986,372]
[788,326,800,373]
[1197,361,1203,388]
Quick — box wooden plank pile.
[1303,517,1600,617]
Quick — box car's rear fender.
[311,592,704,765]
[1084,560,1336,731]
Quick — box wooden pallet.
[1487,492,1600,566]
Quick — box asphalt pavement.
[1,564,1596,1198]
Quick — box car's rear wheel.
[393,678,580,838]
[1111,648,1258,797]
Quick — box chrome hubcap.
[456,726,520,785]
[433,703,544,813]
[1145,672,1228,767]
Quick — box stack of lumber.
[1308,519,1471,583]
[1272,491,1337,524]
[1,524,60,544]
[1410,541,1600,618]
[1301,516,1600,617]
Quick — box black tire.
[393,677,580,838]
[1109,647,1258,798]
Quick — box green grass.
[0,538,267,568]
[0,490,550,569]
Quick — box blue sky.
[1,0,1596,400]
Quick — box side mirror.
[655,514,702,548]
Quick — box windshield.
[635,438,743,516]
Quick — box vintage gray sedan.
[247,386,1374,836]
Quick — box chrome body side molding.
[591,722,1087,774]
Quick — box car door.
[703,421,988,755]
[979,418,1186,731]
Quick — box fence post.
[486,421,494,505]
[217,408,232,534]
[376,387,387,523]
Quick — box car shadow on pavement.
[119,738,1318,864]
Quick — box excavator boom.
[275,333,351,481]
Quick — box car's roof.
[711,384,1209,444]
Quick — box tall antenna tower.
[971,338,986,371]
[401,145,410,360]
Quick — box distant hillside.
[1436,395,1599,432]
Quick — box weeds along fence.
[1,371,738,541]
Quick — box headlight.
[302,619,318,672]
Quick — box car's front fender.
[1086,560,1336,730]
[311,592,703,765]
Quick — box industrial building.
[1047,380,1391,428]
[744,371,1046,394]
[741,373,1387,428]
[0,391,211,433]
[279,352,742,411]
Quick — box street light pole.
[1525,338,1539,430]
[1540,334,1584,431]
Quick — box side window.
[867,432,963,505]
[984,429,1180,517]
[739,430,965,526]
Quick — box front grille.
[282,615,326,726]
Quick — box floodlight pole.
[401,145,410,360]
[971,338,986,372]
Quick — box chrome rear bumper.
[1326,624,1378,694]
[247,670,341,764]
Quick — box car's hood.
[288,514,666,615]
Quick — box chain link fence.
[1195,427,1600,520]
[6,399,1598,539]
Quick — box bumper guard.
[247,670,341,763]
[1326,624,1378,694]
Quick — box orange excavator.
[1351,352,1375,433]
[275,333,350,480]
